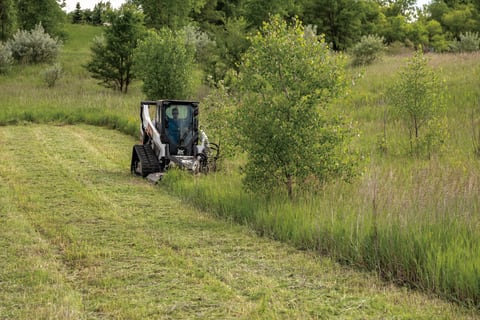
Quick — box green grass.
[1,23,480,316]
[2,124,477,319]
[163,52,480,308]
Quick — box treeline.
[67,0,480,52]
[1,0,480,52]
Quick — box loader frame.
[131,100,217,179]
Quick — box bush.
[450,32,480,53]
[459,32,480,52]
[7,24,62,64]
[183,24,216,64]
[42,63,62,87]
[351,35,386,66]
[0,42,13,74]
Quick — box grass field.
[0,124,478,319]
[1,23,480,317]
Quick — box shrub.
[7,24,61,64]
[351,35,386,66]
[459,32,480,52]
[0,42,13,74]
[183,24,216,64]
[42,63,62,87]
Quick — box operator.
[167,107,180,145]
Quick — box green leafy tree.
[85,6,145,93]
[236,15,357,198]
[441,3,478,37]
[426,19,449,52]
[15,0,65,37]
[200,80,237,162]
[381,0,416,17]
[380,14,409,43]
[388,50,447,157]
[211,17,250,81]
[133,28,194,100]
[72,2,83,24]
[240,0,299,28]
[130,0,206,29]
[302,0,365,50]
[0,0,17,41]
[91,1,112,25]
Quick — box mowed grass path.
[0,124,477,319]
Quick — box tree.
[388,50,447,157]
[85,5,145,93]
[240,0,300,29]
[441,4,479,38]
[72,2,82,24]
[130,0,206,29]
[133,28,195,100]
[301,0,365,50]
[0,0,17,41]
[235,15,358,198]
[91,1,112,25]
[15,0,65,37]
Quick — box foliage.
[7,24,61,64]
[440,3,478,39]
[240,0,300,28]
[351,34,386,66]
[183,24,216,66]
[235,15,358,197]
[42,63,62,87]
[200,80,237,160]
[15,0,65,38]
[387,50,447,157]
[426,19,449,52]
[130,0,206,29]
[302,0,367,50]
[450,31,480,52]
[71,2,83,24]
[210,17,251,81]
[0,0,17,41]
[91,1,113,25]
[133,28,195,100]
[380,14,409,44]
[0,41,12,73]
[84,6,145,93]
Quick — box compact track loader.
[130,100,217,181]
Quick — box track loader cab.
[163,102,198,157]
[131,100,216,179]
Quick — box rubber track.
[132,144,161,177]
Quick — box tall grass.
[163,52,480,308]
[0,24,141,136]
[163,156,480,307]
[1,24,480,309]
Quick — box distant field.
[0,124,477,319]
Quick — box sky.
[64,0,125,13]
[64,0,432,14]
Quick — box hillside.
[0,124,477,319]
